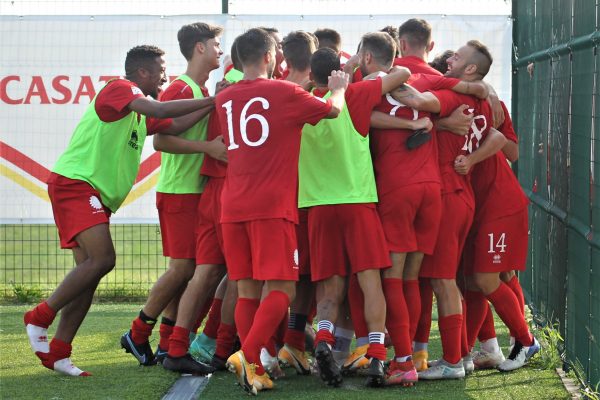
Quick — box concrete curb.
[162,374,211,400]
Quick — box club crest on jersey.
[128,130,139,150]
[493,254,502,264]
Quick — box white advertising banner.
[0,14,511,223]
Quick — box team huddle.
[24,18,540,395]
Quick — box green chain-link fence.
[512,0,599,388]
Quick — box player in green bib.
[24,45,216,377]
[298,41,411,388]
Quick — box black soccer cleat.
[406,129,432,150]
[365,358,386,388]
[162,353,216,375]
[210,354,228,371]
[315,341,343,387]
[154,345,167,364]
[120,330,157,366]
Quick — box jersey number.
[487,233,507,253]
[222,97,270,150]
[462,113,487,154]
[385,93,418,120]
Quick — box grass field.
[0,303,570,400]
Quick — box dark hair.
[398,18,432,50]
[360,32,396,68]
[429,50,455,74]
[177,22,223,61]
[466,40,493,78]
[125,45,165,78]
[282,31,317,71]
[380,25,400,57]
[236,28,276,67]
[310,47,340,85]
[257,26,279,34]
[230,36,243,71]
[314,28,342,52]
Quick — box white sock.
[317,320,335,334]
[368,332,385,345]
[481,337,500,354]
[26,324,49,354]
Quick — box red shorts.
[222,219,299,281]
[47,173,111,249]
[462,209,529,275]
[308,203,390,282]
[377,182,442,255]
[296,208,311,276]
[156,192,200,259]
[420,192,474,279]
[195,178,226,265]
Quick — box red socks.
[27,301,56,328]
[131,313,156,345]
[403,279,420,340]
[486,283,532,346]
[202,298,223,339]
[478,305,497,342]
[214,322,237,359]
[159,317,175,351]
[366,343,387,360]
[168,326,191,358]
[383,278,412,358]
[414,279,433,343]
[465,290,488,349]
[506,275,526,337]
[460,298,469,357]
[315,328,335,347]
[242,291,290,375]
[235,298,260,345]
[438,314,463,364]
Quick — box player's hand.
[442,104,474,136]
[487,93,504,128]
[345,54,360,70]
[215,79,231,95]
[454,154,473,175]
[412,117,433,132]
[206,135,228,162]
[328,70,349,92]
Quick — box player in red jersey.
[258,27,285,79]
[396,40,508,380]
[218,28,348,395]
[119,23,226,376]
[24,45,216,376]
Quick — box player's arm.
[380,66,411,95]
[153,134,227,162]
[502,139,519,162]
[324,70,350,118]
[128,95,215,119]
[389,84,441,113]
[156,106,215,136]
[485,83,505,128]
[454,127,507,175]
[370,111,433,131]
[451,80,489,99]
[436,104,474,136]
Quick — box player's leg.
[190,274,227,362]
[212,277,238,370]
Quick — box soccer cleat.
[412,349,429,372]
[260,348,285,379]
[189,333,216,364]
[253,372,274,391]
[473,349,505,369]
[365,358,386,388]
[24,311,49,360]
[385,360,418,386]
[162,353,215,375]
[497,337,540,372]
[463,355,474,375]
[341,344,369,376]
[120,331,156,366]
[226,350,257,395]
[278,344,311,375]
[154,346,167,364]
[418,359,465,380]
[315,341,343,387]
[42,357,91,376]
[210,354,228,371]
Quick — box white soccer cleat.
[463,355,475,374]
[52,358,91,376]
[473,349,506,369]
[26,323,49,355]
[418,359,465,380]
[498,337,540,372]
[260,347,284,379]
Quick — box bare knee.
[473,273,500,295]
[89,250,116,276]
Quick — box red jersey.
[216,78,333,223]
[200,110,227,178]
[471,103,528,224]
[394,55,443,76]
[371,74,459,195]
[431,89,493,208]
[95,79,171,134]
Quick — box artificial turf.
[0,303,570,399]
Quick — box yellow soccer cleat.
[412,349,429,372]
[226,350,257,396]
[253,372,274,391]
[341,344,370,376]
[278,344,311,375]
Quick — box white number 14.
[487,233,507,253]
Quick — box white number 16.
[222,97,271,150]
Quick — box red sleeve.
[287,83,332,126]
[345,78,383,136]
[352,68,363,83]
[497,101,517,143]
[146,117,173,135]
[95,80,144,122]
[422,75,460,91]
[159,79,194,101]
[430,89,463,118]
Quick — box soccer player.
[299,33,411,388]
[24,45,216,376]
[396,40,508,379]
[314,28,352,63]
[258,27,285,79]
[120,22,226,374]
[218,28,347,395]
